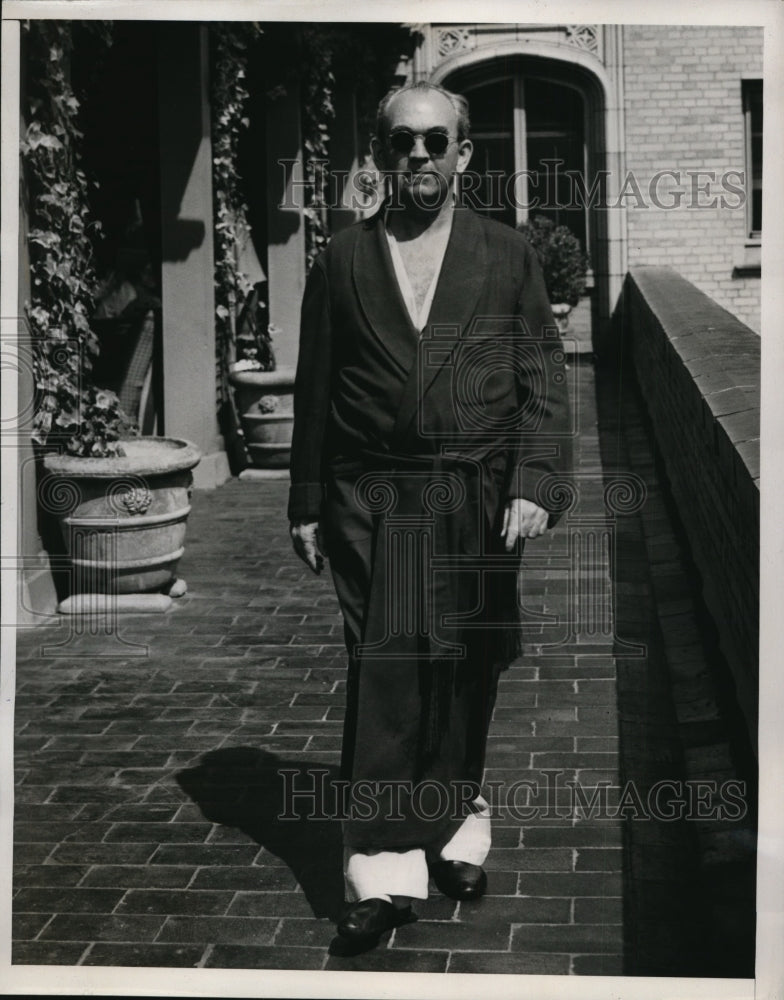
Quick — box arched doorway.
[452,73,588,252]
[436,51,623,350]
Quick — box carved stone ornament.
[437,27,473,57]
[120,486,153,515]
[565,25,599,53]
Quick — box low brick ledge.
[616,266,760,748]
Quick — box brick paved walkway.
[12,359,755,975]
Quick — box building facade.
[15,20,763,619]
[398,23,762,338]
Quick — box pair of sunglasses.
[387,128,455,158]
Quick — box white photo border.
[2,1,782,998]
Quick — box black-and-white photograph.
[1,2,782,997]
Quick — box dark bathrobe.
[288,204,572,852]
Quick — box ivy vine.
[21,20,129,458]
[301,29,335,274]
[210,23,263,390]
[299,25,417,273]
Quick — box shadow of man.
[176,747,345,921]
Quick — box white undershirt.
[384,216,453,333]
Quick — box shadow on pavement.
[176,747,345,921]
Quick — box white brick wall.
[623,25,763,332]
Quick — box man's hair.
[376,80,471,142]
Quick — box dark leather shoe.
[337,898,414,943]
[430,860,488,900]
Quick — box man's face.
[372,89,473,214]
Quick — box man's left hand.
[502,498,549,550]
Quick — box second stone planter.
[228,366,296,470]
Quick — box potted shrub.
[517,215,588,331]
[23,21,201,613]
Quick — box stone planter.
[42,437,201,612]
[551,302,572,333]
[228,366,295,470]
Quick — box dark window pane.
[751,136,762,183]
[524,78,584,134]
[462,136,516,227]
[752,190,762,235]
[465,78,514,134]
[743,80,763,236]
[527,133,586,249]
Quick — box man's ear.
[456,138,474,174]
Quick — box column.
[157,23,229,489]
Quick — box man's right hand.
[290,521,326,575]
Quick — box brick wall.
[622,26,763,332]
[616,266,759,746]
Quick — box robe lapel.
[392,207,488,442]
[352,209,419,376]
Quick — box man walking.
[289,80,571,947]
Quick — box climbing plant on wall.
[21,19,130,457]
[300,28,336,275]
[210,22,264,394]
[299,25,418,274]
